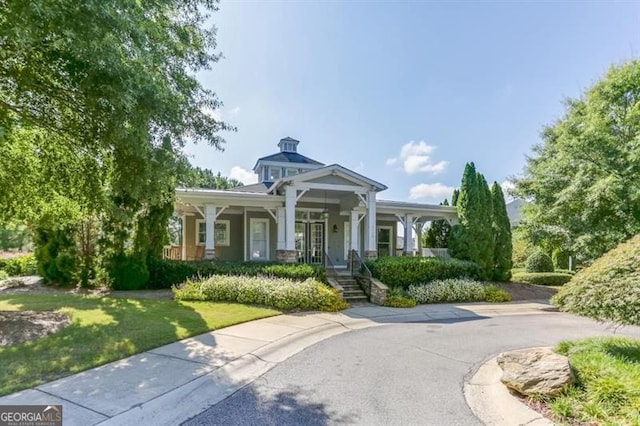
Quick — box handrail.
[324,249,338,279]
[349,250,372,280]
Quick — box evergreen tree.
[475,173,494,274]
[491,182,513,281]
[451,189,460,207]
[423,199,452,248]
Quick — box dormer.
[252,137,324,183]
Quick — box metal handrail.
[324,250,338,279]
[349,250,372,280]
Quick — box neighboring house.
[506,199,529,228]
[172,137,458,265]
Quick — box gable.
[306,175,358,186]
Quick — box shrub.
[106,253,150,291]
[407,278,486,304]
[512,272,573,286]
[173,276,348,312]
[0,270,8,280]
[365,257,482,290]
[525,250,555,273]
[552,234,640,326]
[148,259,325,289]
[385,296,417,308]
[0,254,38,276]
[484,285,512,303]
[34,228,80,285]
[552,248,571,270]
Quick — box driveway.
[185,308,640,426]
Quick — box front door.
[295,222,325,264]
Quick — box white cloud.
[387,140,449,175]
[202,106,239,121]
[500,180,515,202]
[408,183,455,201]
[229,166,258,185]
[229,106,240,117]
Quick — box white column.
[414,222,424,253]
[276,206,286,250]
[205,204,216,259]
[365,191,377,252]
[350,210,359,252]
[285,187,296,251]
[404,214,413,254]
[181,213,187,260]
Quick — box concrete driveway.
[185,307,640,426]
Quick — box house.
[172,137,458,265]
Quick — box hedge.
[407,279,486,304]
[365,257,481,290]
[173,275,347,312]
[525,250,555,273]
[512,272,573,286]
[552,234,640,326]
[0,254,38,277]
[148,259,326,289]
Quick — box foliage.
[0,270,8,280]
[512,229,535,268]
[491,182,513,281]
[105,253,150,291]
[449,163,495,278]
[550,337,640,425]
[552,234,640,325]
[385,296,417,308]
[552,248,571,271]
[525,250,555,273]
[513,60,640,262]
[0,294,278,396]
[0,254,38,276]
[34,228,79,285]
[0,222,31,251]
[512,272,573,286]
[177,162,242,189]
[173,276,348,312]
[365,256,481,290]
[148,259,326,289]
[484,285,512,302]
[407,279,487,304]
[423,199,452,248]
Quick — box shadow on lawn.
[0,294,211,395]
[601,338,640,363]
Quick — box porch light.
[320,208,329,220]
[332,224,338,233]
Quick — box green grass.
[549,337,640,425]
[0,294,280,396]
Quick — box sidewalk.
[0,301,554,426]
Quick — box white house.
[171,137,458,265]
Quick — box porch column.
[205,204,216,259]
[181,213,187,260]
[364,191,378,259]
[414,221,424,256]
[276,206,286,250]
[278,186,297,263]
[350,210,359,253]
[403,214,413,256]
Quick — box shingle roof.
[232,182,273,193]
[256,151,324,165]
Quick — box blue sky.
[186,0,640,202]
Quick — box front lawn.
[544,337,640,425]
[0,294,279,396]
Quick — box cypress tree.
[424,199,451,248]
[451,189,460,207]
[491,182,513,281]
[449,163,478,263]
[474,173,494,275]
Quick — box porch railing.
[348,250,372,281]
[324,250,338,280]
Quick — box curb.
[463,356,554,426]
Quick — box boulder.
[496,347,573,397]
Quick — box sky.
[185,0,640,203]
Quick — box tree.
[423,199,452,248]
[513,60,640,262]
[491,182,512,281]
[177,159,242,189]
[449,163,495,278]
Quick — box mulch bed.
[0,311,70,347]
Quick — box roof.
[268,163,388,193]
[232,182,273,194]
[253,151,324,170]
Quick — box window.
[285,168,298,177]
[270,167,281,180]
[250,219,269,260]
[196,219,230,246]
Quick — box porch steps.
[329,272,368,303]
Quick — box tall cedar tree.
[491,182,513,281]
[424,199,452,248]
[449,163,495,278]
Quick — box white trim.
[243,208,247,261]
[292,182,368,194]
[269,164,387,193]
[196,219,230,246]
[249,218,270,261]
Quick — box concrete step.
[343,290,366,297]
[344,295,369,302]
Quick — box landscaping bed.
[526,337,640,425]
[0,294,279,396]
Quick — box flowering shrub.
[407,278,486,304]
[173,275,348,312]
[484,285,512,302]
